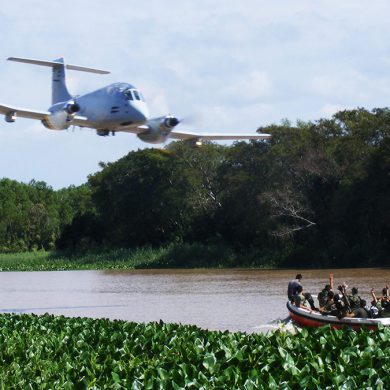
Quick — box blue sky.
[1,0,390,188]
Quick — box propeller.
[178,112,204,127]
[164,116,180,128]
[165,111,205,130]
[65,100,80,115]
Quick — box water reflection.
[0,268,389,332]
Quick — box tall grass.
[0,243,277,271]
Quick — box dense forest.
[0,108,389,267]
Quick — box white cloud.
[309,69,390,108]
[318,103,346,118]
[193,102,275,132]
[223,71,273,101]
[140,84,170,116]
[310,70,370,100]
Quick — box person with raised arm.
[318,273,334,308]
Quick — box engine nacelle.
[186,139,203,148]
[65,101,80,115]
[42,110,70,130]
[41,100,80,130]
[137,115,179,144]
[5,111,16,123]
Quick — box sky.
[1,0,390,189]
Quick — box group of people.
[288,273,390,319]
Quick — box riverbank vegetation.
[0,313,388,388]
[0,107,389,268]
[0,243,278,271]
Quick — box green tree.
[167,141,227,242]
[88,148,193,247]
[214,141,273,248]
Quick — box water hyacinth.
[0,313,388,388]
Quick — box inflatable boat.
[287,301,390,330]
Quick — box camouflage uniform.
[380,300,390,317]
[293,293,307,308]
[318,289,329,308]
[348,293,361,310]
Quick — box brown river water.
[0,268,389,333]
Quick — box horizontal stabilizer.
[7,57,110,74]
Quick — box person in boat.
[338,283,351,307]
[318,273,334,308]
[370,287,390,317]
[348,299,369,319]
[304,292,318,311]
[329,283,352,319]
[370,304,380,318]
[332,293,349,319]
[320,290,351,319]
[293,285,309,309]
[288,274,318,310]
[380,286,390,313]
[287,274,302,302]
[319,290,335,315]
[347,287,361,311]
[370,288,383,318]
[291,286,319,311]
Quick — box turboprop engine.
[41,100,80,130]
[137,115,179,144]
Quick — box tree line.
[1,107,389,267]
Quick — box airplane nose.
[135,105,149,122]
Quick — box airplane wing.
[117,124,147,134]
[71,115,95,128]
[169,130,271,141]
[0,102,93,127]
[0,103,50,120]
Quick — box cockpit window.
[133,90,141,101]
[124,89,144,102]
[124,90,133,100]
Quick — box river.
[0,268,389,333]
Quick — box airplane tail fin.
[7,57,110,105]
[50,58,71,104]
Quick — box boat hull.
[287,301,390,330]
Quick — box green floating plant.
[0,313,389,388]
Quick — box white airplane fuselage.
[79,84,148,126]
[0,57,271,146]
[51,82,150,135]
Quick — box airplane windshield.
[124,89,144,102]
[124,90,133,100]
[133,90,141,101]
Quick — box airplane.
[0,57,271,147]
